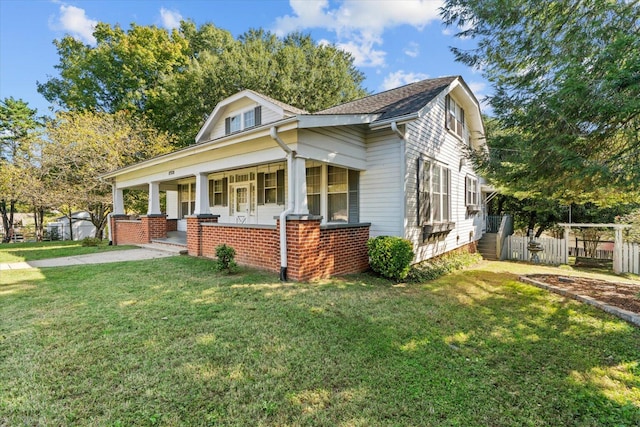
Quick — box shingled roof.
[317,76,457,123]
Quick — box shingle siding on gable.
[404,92,484,261]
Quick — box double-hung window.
[418,158,451,225]
[305,165,359,223]
[445,95,465,140]
[306,166,321,216]
[179,183,196,217]
[465,176,478,206]
[257,168,285,205]
[328,166,348,223]
[209,178,228,207]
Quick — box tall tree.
[0,98,40,242]
[38,21,367,147]
[43,111,174,239]
[442,0,640,206]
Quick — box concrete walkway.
[0,245,182,271]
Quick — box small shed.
[47,212,96,241]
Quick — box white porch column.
[194,172,210,215]
[147,181,161,215]
[563,226,570,265]
[293,156,309,214]
[112,186,125,215]
[613,226,623,274]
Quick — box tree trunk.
[0,199,10,243]
[33,207,44,241]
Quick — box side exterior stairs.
[477,232,498,260]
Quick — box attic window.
[225,106,262,135]
[445,95,465,140]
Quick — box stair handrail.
[496,214,513,260]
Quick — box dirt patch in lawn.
[526,274,640,314]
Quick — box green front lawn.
[1,256,638,426]
[0,240,136,263]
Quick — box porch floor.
[152,231,187,246]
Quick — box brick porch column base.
[284,215,323,282]
[142,214,168,241]
[186,215,220,256]
[110,214,130,245]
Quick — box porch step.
[477,233,498,260]
[141,242,188,255]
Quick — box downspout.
[270,126,294,281]
[392,122,407,241]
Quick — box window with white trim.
[445,95,465,139]
[465,176,479,206]
[305,165,359,223]
[418,158,451,225]
[225,106,262,135]
[328,166,348,223]
[306,166,321,216]
[209,178,228,207]
[179,183,196,217]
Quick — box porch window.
[179,183,196,217]
[306,166,321,216]
[225,106,262,135]
[257,169,285,205]
[418,158,451,225]
[328,166,348,222]
[209,178,228,207]
[445,95,465,140]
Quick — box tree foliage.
[43,111,174,238]
[0,98,41,242]
[38,21,367,147]
[442,0,640,206]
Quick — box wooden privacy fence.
[621,242,640,274]
[505,236,567,265]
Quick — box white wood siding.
[405,92,484,262]
[297,127,367,170]
[208,99,283,141]
[360,128,403,237]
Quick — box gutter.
[270,126,294,281]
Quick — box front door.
[235,185,250,223]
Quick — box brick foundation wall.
[318,225,371,277]
[166,219,178,232]
[201,223,280,273]
[113,220,146,245]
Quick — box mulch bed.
[526,274,640,314]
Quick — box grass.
[1,249,639,426]
[0,240,136,263]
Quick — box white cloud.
[50,4,98,44]
[382,70,429,90]
[403,42,420,58]
[274,0,443,67]
[160,7,182,30]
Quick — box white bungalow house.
[103,76,488,281]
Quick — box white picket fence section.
[505,236,567,265]
[621,242,640,274]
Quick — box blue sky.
[0,0,489,116]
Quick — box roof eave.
[101,116,299,180]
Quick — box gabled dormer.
[195,90,307,144]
